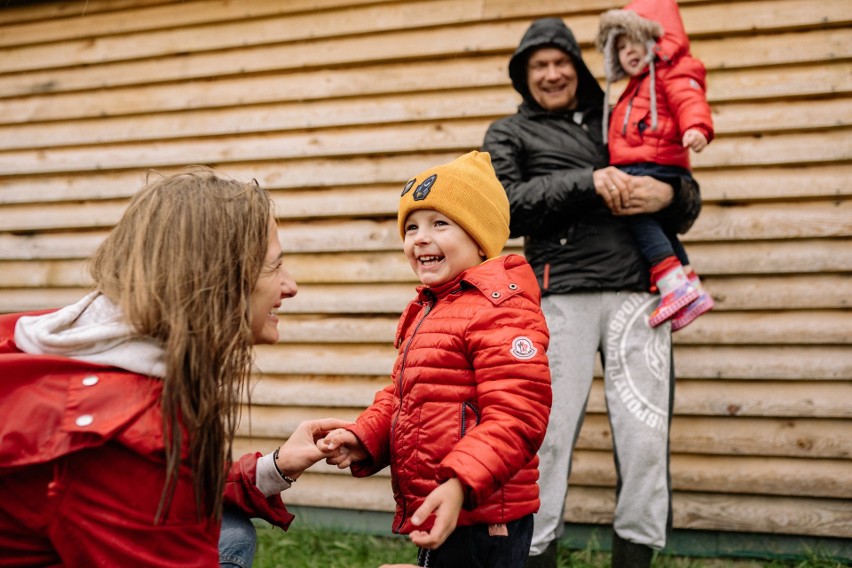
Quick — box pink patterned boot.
[648,264,699,327]
[671,274,715,331]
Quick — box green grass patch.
[254,523,848,568]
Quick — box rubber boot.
[524,540,557,568]
[611,533,653,568]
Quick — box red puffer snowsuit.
[348,254,552,534]
[0,311,293,567]
[607,0,714,170]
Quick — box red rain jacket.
[0,311,293,567]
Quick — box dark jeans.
[619,163,692,266]
[417,513,534,568]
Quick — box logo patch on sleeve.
[510,336,537,360]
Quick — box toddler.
[597,0,715,330]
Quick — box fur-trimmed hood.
[595,0,692,143]
[596,0,691,83]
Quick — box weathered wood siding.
[1,0,849,543]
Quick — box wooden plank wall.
[1,0,850,545]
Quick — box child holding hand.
[597,0,716,330]
[321,151,552,568]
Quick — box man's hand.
[593,166,633,214]
[615,176,675,216]
[407,478,465,550]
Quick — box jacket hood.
[596,0,690,82]
[508,17,603,111]
[13,291,166,378]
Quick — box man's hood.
[508,17,604,112]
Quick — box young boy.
[596,0,715,330]
[321,151,552,567]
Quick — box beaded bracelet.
[272,447,297,484]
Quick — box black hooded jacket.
[482,17,701,294]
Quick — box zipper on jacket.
[460,401,481,438]
[391,299,433,534]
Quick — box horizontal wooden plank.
[673,310,852,346]
[2,86,847,151]
[225,465,852,537]
[0,155,453,204]
[688,201,852,241]
[1,158,849,210]
[0,0,399,47]
[5,1,846,76]
[568,450,851,499]
[0,0,174,27]
[1,54,848,128]
[269,310,851,347]
[0,20,846,102]
[575,414,851,459]
[697,164,852,201]
[234,405,851,459]
[484,0,852,37]
[249,372,851,418]
[0,272,846,315]
[231,434,851,500]
[567,486,851,538]
[250,343,851,381]
[0,118,847,175]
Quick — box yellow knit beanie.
[398,151,510,260]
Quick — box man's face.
[526,47,579,111]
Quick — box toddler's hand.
[320,428,368,469]
[682,129,708,152]
[407,478,464,550]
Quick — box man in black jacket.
[482,17,701,568]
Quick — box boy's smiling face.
[403,209,484,287]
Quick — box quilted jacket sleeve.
[348,381,396,477]
[661,56,714,145]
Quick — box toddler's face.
[616,35,649,77]
[402,209,484,287]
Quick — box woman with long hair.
[0,167,347,566]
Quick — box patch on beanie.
[413,174,437,201]
[401,178,416,196]
[510,336,537,360]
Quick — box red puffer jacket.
[608,0,714,170]
[0,311,293,567]
[348,254,552,534]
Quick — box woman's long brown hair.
[88,166,272,522]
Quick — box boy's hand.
[319,428,368,468]
[682,129,708,152]
[407,477,465,550]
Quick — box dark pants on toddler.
[417,513,534,568]
[619,163,692,266]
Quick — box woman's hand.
[275,418,353,479]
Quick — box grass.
[253,523,848,568]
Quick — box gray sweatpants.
[529,291,673,555]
